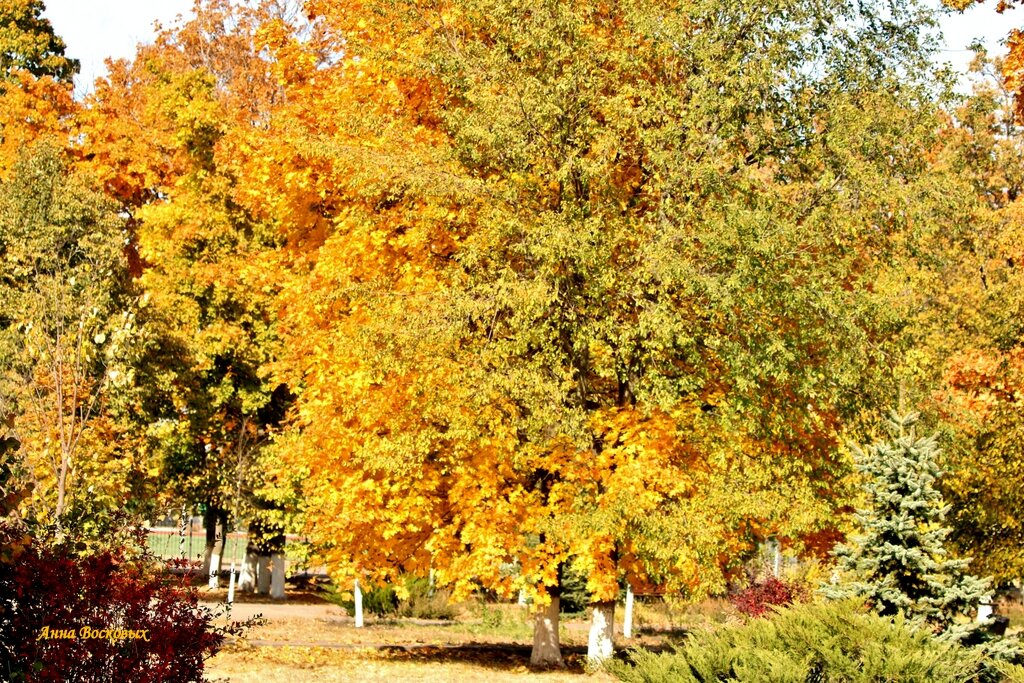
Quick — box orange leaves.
[0,71,75,178]
[942,347,1024,427]
[1006,29,1024,121]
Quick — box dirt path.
[203,599,348,621]
[201,595,619,681]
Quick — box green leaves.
[0,145,142,536]
[0,0,78,83]
[608,600,985,683]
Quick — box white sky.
[40,0,1021,96]
[44,0,195,95]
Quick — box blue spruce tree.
[827,411,989,644]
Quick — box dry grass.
[999,600,1024,633]
[202,591,713,682]
[230,615,539,648]
[629,595,737,635]
[207,645,613,682]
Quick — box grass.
[1000,601,1024,631]
[205,597,608,682]
[630,595,737,633]
[203,584,1024,681]
[204,598,621,681]
[463,602,536,640]
[198,589,819,681]
[207,645,613,682]
[224,612,573,648]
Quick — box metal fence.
[146,528,315,574]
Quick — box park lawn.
[199,589,733,682]
[202,600,641,682]
[206,644,614,682]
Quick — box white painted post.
[227,561,236,604]
[208,550,220,589]
[623,583,634,639]
[978,595,994,622]
[354,578,364,628]
[518,589,527,606]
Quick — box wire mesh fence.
[146,528,318,575]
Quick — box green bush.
[325,575,456,620]
[322,581,398,617]
[466,602,534,639]
[396,576,457,620]
[363,583,400,616]
[607,600,988,683]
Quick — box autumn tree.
[0,146,144,541]
[944,0,1024,120]
[76,0,299,585]
[0,0,78,82]
[0,0,77,177]
[922,50,1024,580]
[270,0,960,666]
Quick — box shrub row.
[608,599,1024,683]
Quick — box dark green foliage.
[559,563,592,615]
[606,600,985,683]
[362,583,399,617]
[0,0,78,83]
[395,576,457,620]
[327,575,456,620]
[323,580,397,616]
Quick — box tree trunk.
[623,583,634,639]
[178,504,189,559]
[978,595,994,622]
[270,552,286,599]
[256,554,272,595]
[208,548,221,589]
[239,546,259,592]
[227,561,237,603]
[354,579,364,627]
[202,506,217,578]
[530,593,564,668]
[206,509,227,589]
[218,510,228,564]
[587,600,615,666]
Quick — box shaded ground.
[201,587,652,682]
[203,609,617,682]
[207,645,613,683]
[202,584,1024,681]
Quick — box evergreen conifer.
[826,411,989,644]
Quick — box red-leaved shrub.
[0,523,255,682]
[730,575,808,618]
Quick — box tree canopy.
[4,0,1024,668]
[0,0,78,83]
